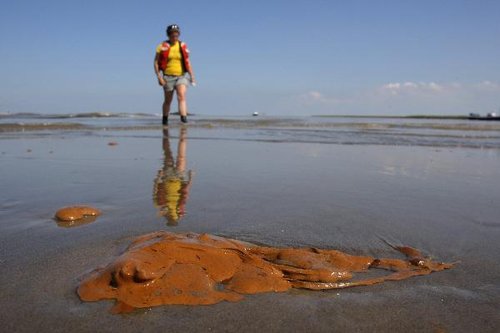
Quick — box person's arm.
[188,65,195,84]
[183,43,196,84]
[154,53,165,86]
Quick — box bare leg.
[163,90,174,117]
[176,84,187,117]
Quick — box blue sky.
[0,0,499,115]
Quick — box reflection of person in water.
[153,127,193,226]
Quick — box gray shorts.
[163,73,190,92]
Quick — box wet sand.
[0,124,499,332]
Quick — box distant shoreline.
[312,115,469,120]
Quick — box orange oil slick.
[55,206,101,222]
[78,232,452,313]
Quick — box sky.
[0,0,499,116]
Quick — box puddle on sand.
[152,128,192,226]
[77,231,452,313]
[55,206,101,227]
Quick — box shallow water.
[0,122,499,332]
[2,114,500,149]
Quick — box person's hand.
[190,77,196,86]
[158,76,165,86]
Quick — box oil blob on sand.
[55,206,101,227]
[78,231,452,313]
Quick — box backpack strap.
[179,41,187,73]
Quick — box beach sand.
[0,123,499,332]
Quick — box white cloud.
[287,81,500,115]
[378,81,449,95]
[474,80,500,91]
[299,90,350,104]
[377,80,500,97]
[308,91,323,100]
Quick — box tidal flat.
[1,116,499,332]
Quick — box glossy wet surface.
[78,232,451,313]
[0,124,499,332]
[55,205,101,222]
[2,113,500,148]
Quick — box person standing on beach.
[154,24,196,126]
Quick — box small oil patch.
[54,205,101,226]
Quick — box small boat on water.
[468,111,500,121]
[252,112,259,117]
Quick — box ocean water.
[2,112,500,149]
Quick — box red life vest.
[157,40,191,73]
